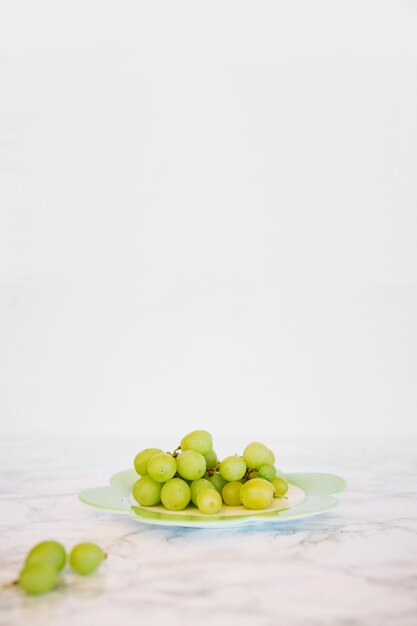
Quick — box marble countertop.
[1,436,416,626]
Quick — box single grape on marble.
[25,540,66,572]
[70,543,105,575]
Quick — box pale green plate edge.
[79,469,345,528]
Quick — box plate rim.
[78,469,345,528]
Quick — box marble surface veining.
[0,436,416,626]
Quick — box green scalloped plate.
[79,470,345,528]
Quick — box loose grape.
[25,540,66,572]
[147,453,177,483]
[176,450,206,481]
[196,489,222,514]
[219,455,246,482]
[222,481,242,506]
[160,478,191,510]
[190,478,215,506]
[203,449,218,469]
[70,543,105,575]
[19,562,58,595]
[207,472,227,494]
[134,448,164,475]
[258,464,276,481]
[271,476,289,497]
[243,442,273,469]
[132,476,162,506]
[239,478,275,510]
[180,430,213,455]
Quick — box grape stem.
[2,579,18,589]
[170,446,181,458]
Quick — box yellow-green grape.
[243,442,274,469]
[190,478,215,506]
[258,464,276,481]
[147,453,177,483]
[239,478,275,510]
[271,476,289,498]
[180,430,213,455]
[208,472,227,494]
[176,450,206,481]
[196,489,222,514]
[134,448,163,475]
[265,449,275,465]
[219,455,246,481]
[70,543,105,575]
[19,562,58,595]
[222,481,242,506]
[203,449,218,469]
[132,476,162,506]
[160,478,191,510]
[25,540,66,572]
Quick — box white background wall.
[1,1,417,439]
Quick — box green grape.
[258,464,276,481]
[203,449,218,469]
[133,448,164,475]
[176,450,206,481]
[271,476,289,498]
[132,476,162,506]
[208,472,227,494]
[222,481,242,506]
[243,442,274,469]
[265,448,275,465]
[160,478,191,510]
[196,488,222,514]
[239,478,275,510]
[25,540,66,572]
[219,455,246,481]
[19,562,58,595]
[190,478,215,506]
[180,430,213,455]
[147,453,177,483]
[70,543,105,575]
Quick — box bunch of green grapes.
[132,432,289,515]
[15,540,105,595]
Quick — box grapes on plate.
[258,463,276,481]
[203,449,218,469]
[180,430,213,455]
[271,476,289,498]
[160,478,191,510]
[219,455,246,482]
[176,450,206,481]
[134,448,164,475]
[221,481,242,506]
[190,478,215,506]
[207,472,227,494]
[239,478,275,510]
[196,488,222,514]
[131,432,288,514]
[243,442,274,469]
[132,476,162,506]
[147,453,177,483]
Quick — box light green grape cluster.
[132,432,289,514]
[16,540,105,595]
